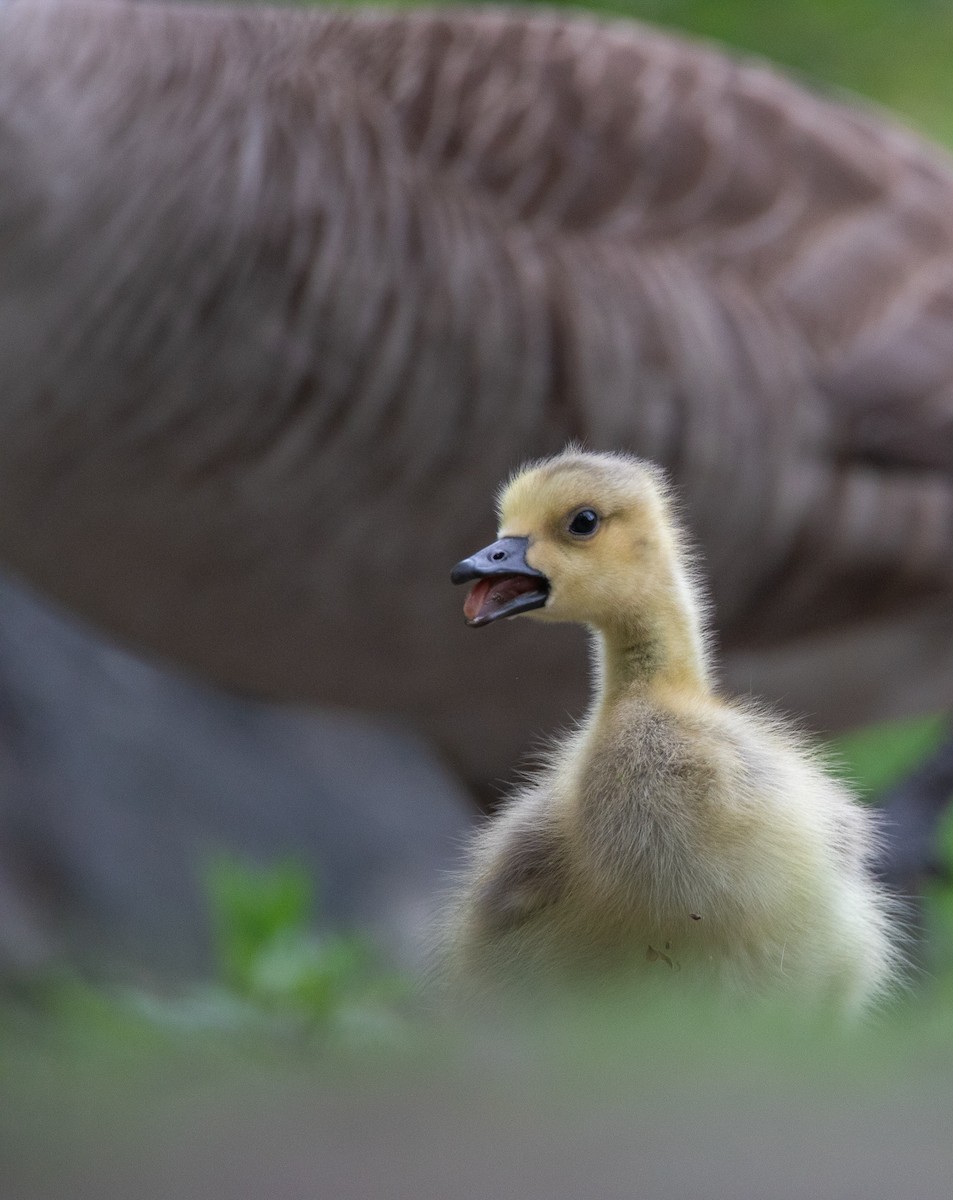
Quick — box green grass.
[5,953,953,1200]
[124,856,412,1048]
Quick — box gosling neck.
[589,587,712,709]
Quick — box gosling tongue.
[463,575,545,625]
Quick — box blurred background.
[1,0,952,1194]
[1,0,950,986]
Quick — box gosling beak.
[450,536,549,627]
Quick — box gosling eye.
[567,508,600,538]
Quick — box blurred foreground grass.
[5,931,953,1199]
[3,713,953,1196]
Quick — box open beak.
[450,536,549,627]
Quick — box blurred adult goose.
[0,2,949,797]
[448,452,901,1012]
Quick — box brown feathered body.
[445,452,900,1013]
[0,2,950,789]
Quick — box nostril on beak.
[491,550,506,561]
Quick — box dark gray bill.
[450,536,549,627]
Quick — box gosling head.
[451,450,698,636]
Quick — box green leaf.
[204,856,314,995]
[827,713,949,797]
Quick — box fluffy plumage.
[446,451,901,1013]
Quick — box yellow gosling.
[447,450,902,1014]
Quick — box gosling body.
[448,452,900,1013]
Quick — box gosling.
[447,450,901,1014]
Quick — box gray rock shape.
[0,569,473,982]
